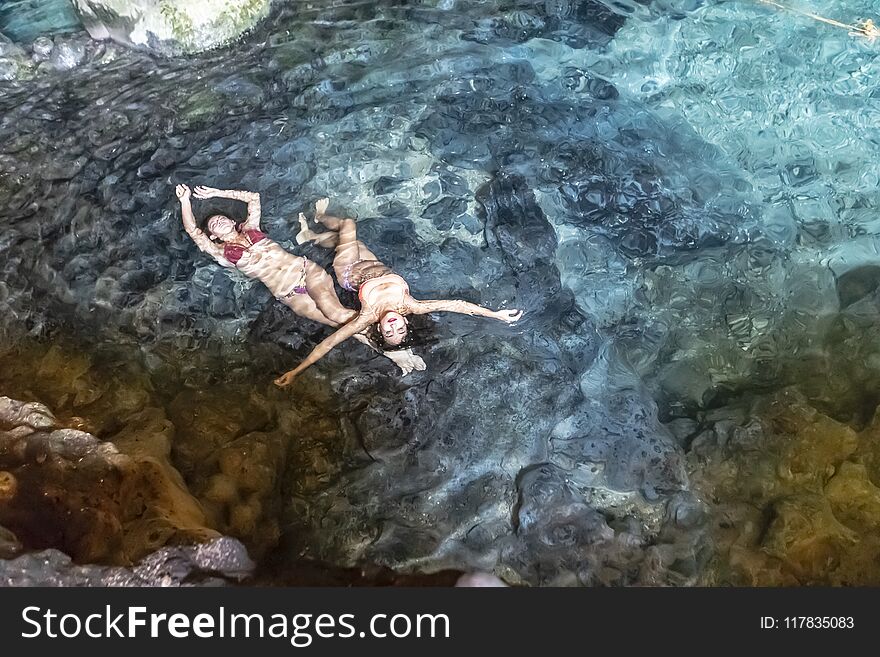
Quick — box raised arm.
[193,185,261,231]
[274,315,376,387]
[176,184,230,265]
[407,297,523,323]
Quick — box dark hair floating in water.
[365,314,433,353]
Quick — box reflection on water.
[2,0,880,584]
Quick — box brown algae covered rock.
[690,388,880,585]
[0,395,218,564]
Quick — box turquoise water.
[3,0,880,584]
[597,0,880,418]
[0,0,80,41]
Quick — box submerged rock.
[71,0,274,55]
[455,572,508,587]
[0,31,33,80]
[690,389,880,585]
[30,36,54,60]
[0,525,21,559]
[48,38,86,70]
[0,394,219,564]
[0,537,253,586]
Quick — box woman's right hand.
[175,184,191,201]
[193,186,222,199]
[495,309,524,323]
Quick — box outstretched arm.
[407,297,524,323]
[193,186,262,231]
[275,315,376,387]
[176,184,230,266]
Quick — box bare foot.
[315,197,330,217]
[295,212,313,245]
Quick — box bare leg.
[313,197,345,230]
[313,198,368,282]
[332,219,367,283]
[355,243,379,262]
[296,212,338,248]
[313,199,382,262]
[279,292,338,326]
[303,261,357,325]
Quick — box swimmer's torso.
[228,233,305,298]
[348,260,392,286]
[358,272,409,312]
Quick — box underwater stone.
[0,32,23,58]
[836,264,880,309]
[41,155,87,181]
[688,389,880,584]
[825,462,880,533]
[761,494,857,582]
[0,536,253,586]
[0,31,32,80]
[208,431,287,554]
[49,38,86,70]
[0,396,56,431]
[462,0,626,49]
[70,0,274,55]
[422,196,466,231]
[372,176,404,196]
[0,395,219,565]
[30,36,54,60]
[0,525,21,558]
[455,572,509,587]
[0,57,16,79]
[458,213,483,235]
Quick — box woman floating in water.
[175,183,426,376]
[277,198,523,387]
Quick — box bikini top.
[359,273,409,309]
[224,229,267,266]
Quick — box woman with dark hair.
[175,183,426,376]
[276,198,523,387]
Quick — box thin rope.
[758,0,880,40]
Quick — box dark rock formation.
[0,395,218,564]
[0,537,253,586]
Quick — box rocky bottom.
[4,335,880,586]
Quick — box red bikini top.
[224,229,267,265]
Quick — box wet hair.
[365,322,414,352]
[366,314,431,352]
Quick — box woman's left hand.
[495,309,524,323]
[193,185,222,199]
